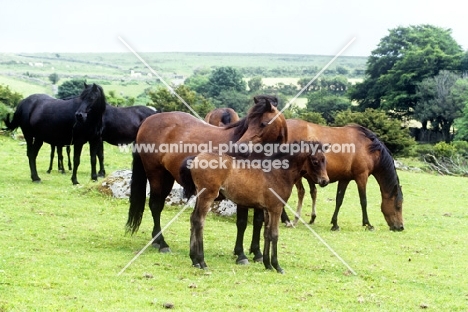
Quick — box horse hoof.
[236,258,249,265]
[151,242,160,249]
[46,170,51,174]
[276,268,285,274]
[192,263,201,269]
[366,225,375,231]
[253,256,263,263]
[159,247,171,253]
[285,221,294,228]
[331,225,340,231]
[32,179,42,183]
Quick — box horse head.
[236,96,288,147]
[75,83,106,125]
[301,141,329,187]
[381,184,404,231]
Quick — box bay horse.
[204,107,239,126]
[285,119,404,231]
[4,83,106,184]
[125,96,288,253]
[233,119,404,264]
[179,142,329,272]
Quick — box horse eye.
[260,121,267,127]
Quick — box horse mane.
[351,124,403,205]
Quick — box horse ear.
[84,82,88,88]
[254,96,259,104]
[92,83,97,91]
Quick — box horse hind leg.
[250,207,263,262]
[148,170,175,253]
[263,209,284,274]
[27,137,43,182]
[293,179,305,226]
[233,206,250,265]
[57,146,65,174]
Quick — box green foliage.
[333,109,416,155]
[297,111,327,125]
[207,67,246,97]
[57,78,86,99]
[148,85,215,117]
[48,73,60,85]
[433,141,457,158]
[247,76,263,93]
[0,84,23,124]
[106,90,135,107]
[350,24,464,118]
[184,73,210,95]
[452,140,468,156]
[306,89,351,124]
[415,71,467,142]
[212,90,251,116]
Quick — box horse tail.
[179,156,197,198]
[220,110,232,125]
[3,106,22,131]
[126,151,148,234]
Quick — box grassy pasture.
[0,135,467,311]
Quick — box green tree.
[106,90,136,107]
[0,84,23,124]
[207,67,246,97]
[184,73,210,96]
[334,109,415,155]
[306,89,351,124]
[349,25,463,118]
[247,76,263,93]
[415,70,467,142]
[297,111,326,125]
[212,90,251,115]
[57,79,86,99]
[148,85,215,117]
[48,73,60,85]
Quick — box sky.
[1,0,467,57]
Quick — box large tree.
[415,71,468,142]
[349,25,463,118]
[207,66,246,97]
[57,79,86,99]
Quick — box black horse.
[4,83,106,184]
[46,104,157,177]
[95,104,158,177]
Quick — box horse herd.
[3,83,404,274]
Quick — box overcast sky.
[1,0,467,56]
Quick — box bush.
[333,109,416,156]
[433,142,457,158]
[452,140,468,156]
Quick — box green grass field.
[0,135,467,311]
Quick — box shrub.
[433,142,457,158]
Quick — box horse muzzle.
[75,112,87,123]
[390,224,404,231]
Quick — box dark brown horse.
[285,119,404,231]
[179,142,329,273]
[126,96,289,253]
[204,107,239,126]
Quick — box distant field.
[0,75,50,96]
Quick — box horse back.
[286,119,378,181]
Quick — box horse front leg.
[234,206,249,264]
[309,181,318,225]
[330,180,350,231]
[190,192,216,269]
[57,146,65,174]
[71,143,83,185]
[293,179,305,225]
[97,140,106,177]
[47,145,55,174]
[88,139,100,181]
[356,175,373,230]
[263,209,283,273]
